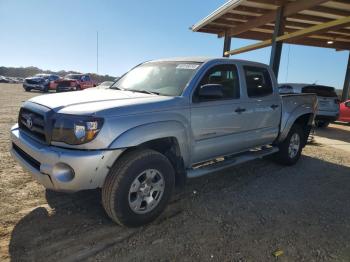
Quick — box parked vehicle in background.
[95,81,114,89]
[0,76,10,83]
[56,74,96,92]
[279,83,339,128]
[23,74,61,92]
[10,57,317,227]
[339,100,350,123]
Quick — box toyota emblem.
[26,117,33,129]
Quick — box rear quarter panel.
[278,94,317,142]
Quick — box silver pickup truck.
[10,57,317,227]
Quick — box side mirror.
[198,84,224,100]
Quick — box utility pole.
[97,31,99,74]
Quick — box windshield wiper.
[127,89,160,95]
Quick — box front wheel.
[102,149,175,227]
[275,124,303,165]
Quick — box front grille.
[57,81,72,88]
[26,79,41,85]
[18,107,47,143]
[12,143,41,171]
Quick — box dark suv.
[23,74,61,92]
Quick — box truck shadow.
[314,124,350,144]
[8,155,350,261]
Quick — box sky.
[0,0,349,89]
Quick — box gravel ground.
[0,84,350,261]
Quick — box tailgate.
[317,96,338,112]
[301,85,339,112]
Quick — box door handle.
[271,104,279,109]
[235,107,246,113]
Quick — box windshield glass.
[65,74,82,80]
[35,74,49,78]
[111,62,201,96]
[302,85,337,97]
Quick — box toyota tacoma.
[10,57,317,227]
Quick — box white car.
[279,83,340,128]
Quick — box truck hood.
[28,89,180,115]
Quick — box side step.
[186,146,279,179]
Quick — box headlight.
[51,115,103,145]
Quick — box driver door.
[190,64,243,164]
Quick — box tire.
[315,120,329,128]
[76,85,81,91]
[102,149,175,227]
[43,86,49,93]
[24,87,31,92]
[275,124,304,165]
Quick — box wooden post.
[269,7,285,79]
[223,33,231,57]
[342,51,350,101]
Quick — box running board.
[187,146,279,179]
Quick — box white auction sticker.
[176,64,199,70]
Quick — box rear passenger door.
[239,65,281,147]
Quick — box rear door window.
[244,66,273,97]
[301,85,337,97]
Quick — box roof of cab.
[148,56,269,67]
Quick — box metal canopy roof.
[191,0,350,53]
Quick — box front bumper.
[316,110,339,122]
[23,83,46,90]
[10,124,123,192]
[57,86,77,91]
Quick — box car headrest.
[208,75,223,84]
[247,74,263,87]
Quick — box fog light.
[52,163,75,182]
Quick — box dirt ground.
[0,83,350,262]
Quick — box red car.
[56,74,96,92]
[339,100,350,123]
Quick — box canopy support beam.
[224,16,350,56]
[269,6,285,79]
[223,33,231,57]
[226,0,329,37]
[342,51,350,102]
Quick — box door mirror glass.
[198,84,224,100]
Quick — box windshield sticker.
[176,64,199,70]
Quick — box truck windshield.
[111,62,201,96]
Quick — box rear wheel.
[102,149,175,227]
[275,124,303,165]
[24,87,31,92]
